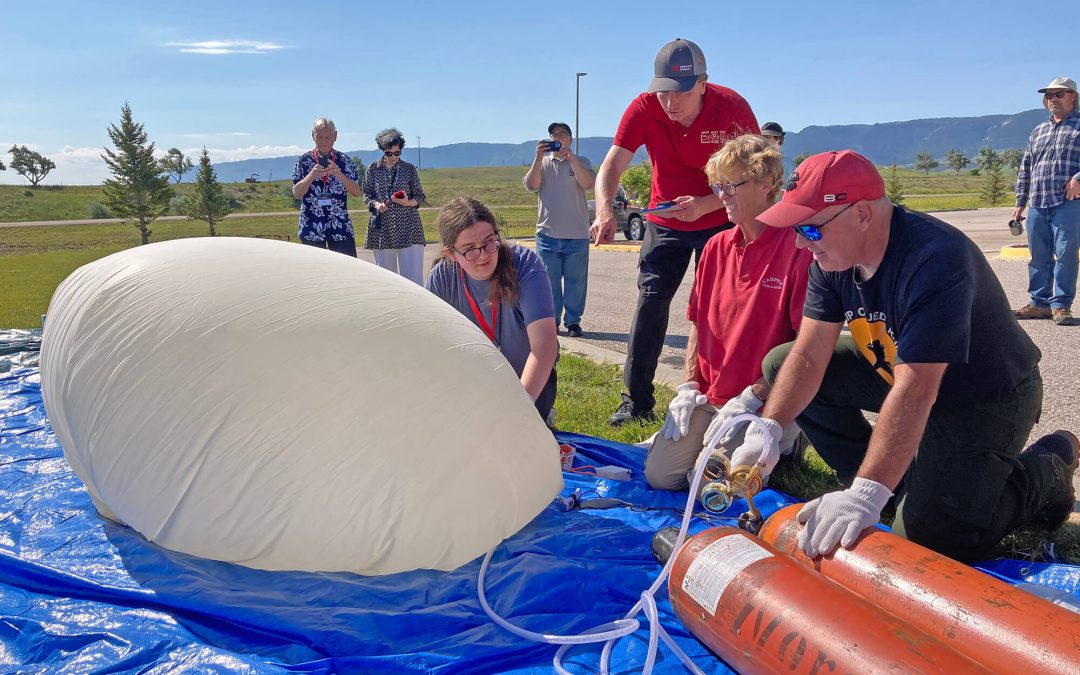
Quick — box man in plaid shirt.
[1014,76,1080,326]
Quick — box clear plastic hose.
[477,413,775,674]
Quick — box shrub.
[968,169,980,176]
[86,202,112,219]
[23,190,33,197]
[168,194,187,216]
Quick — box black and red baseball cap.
[647,39,707,93]
[758,150,885,228]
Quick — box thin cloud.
[165,40,285,55]
[193,145,306,162]
[181,132,253,139]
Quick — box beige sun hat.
[1038,76,1079,111]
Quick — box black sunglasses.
[384,150,402,157]
[1045,91,1072,100]
[791,203,854,242]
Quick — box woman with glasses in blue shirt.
[362,127,427,284]
[426,197,559,421]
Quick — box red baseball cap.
[758,150,885,228]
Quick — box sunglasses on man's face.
[791,203,854,242]
[1045,91,1072,100]
[384,150,402,156]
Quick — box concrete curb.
[559,336,685,389]
[999,244,1031,261]
[514,239,642,253]
[999,244,1080,261]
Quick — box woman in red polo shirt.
[645,134,812,492]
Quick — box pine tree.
[885,163,906,205]
[980,150,1007,206]
[184,147,232,236]
[101,102,172,245]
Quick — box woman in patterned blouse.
[362,128,427,284]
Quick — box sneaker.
[1052,308,1076,326]
[608,394,656,426]
[565,323,583,338]
[782,431,810,463]
[1023,430,1079,530]
[1014,303,1052,320]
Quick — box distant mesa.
[207,108,1047,183]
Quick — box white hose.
[477,413,777,674]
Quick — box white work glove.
[703,386,764,447]
[658,382,709,442]
[729,417,783,478]
[796,478,893,558]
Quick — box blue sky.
[0,0,1068,185]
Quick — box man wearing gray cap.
[591,38,759,425]
[1013,76,1080,326]
[761,121,785,149]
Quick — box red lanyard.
[459,264,498,343]
[312,149,331,186]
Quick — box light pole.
[575,72,587,155]
[417,135,422,173]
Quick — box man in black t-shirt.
[729,150,1078,563]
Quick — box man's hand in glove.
[796,477,893,558]
[658,382,709,442]
[729,417,783,478]
[703,385,763,448]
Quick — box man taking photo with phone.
[524,123,595,338]
[292,117,362,256]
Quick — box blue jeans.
[535,233,590,327]
[1027,199,1080,309]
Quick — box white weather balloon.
[40,237,562,575]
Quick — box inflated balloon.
[40,237,562,575]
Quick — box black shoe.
[566,323,583,338]
[1024,430,1079,530]
[608,394,656,426]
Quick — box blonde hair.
[705,134,784,201]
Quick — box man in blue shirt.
[1013,77,1080,326]
[292,118,362,256]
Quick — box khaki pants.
[645,405,800,491]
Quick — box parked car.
[587,191,646,241]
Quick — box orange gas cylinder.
[666,526,989,674]
[758,504,1080,674]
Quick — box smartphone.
[640,201,680,214]
[393,190,406,199]
[318,153,330,168]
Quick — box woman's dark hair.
[375,128,406,151]
[434,197,518,304]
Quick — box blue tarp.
[1,331,1078,673]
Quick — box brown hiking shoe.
[1023,430,1079,530]
[1052,308,1076,326]
[1014,303,1052,320]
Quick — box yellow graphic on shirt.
[849,317,896,385]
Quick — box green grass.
[0,206,541,327]
[0,167,545,223]
[555,353,1080,563]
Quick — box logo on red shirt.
[700,130,726,144]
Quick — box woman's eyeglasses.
[384,150,402,157]
[455,237,501,261]
[791,203,854,242]
[710,179,748,196]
